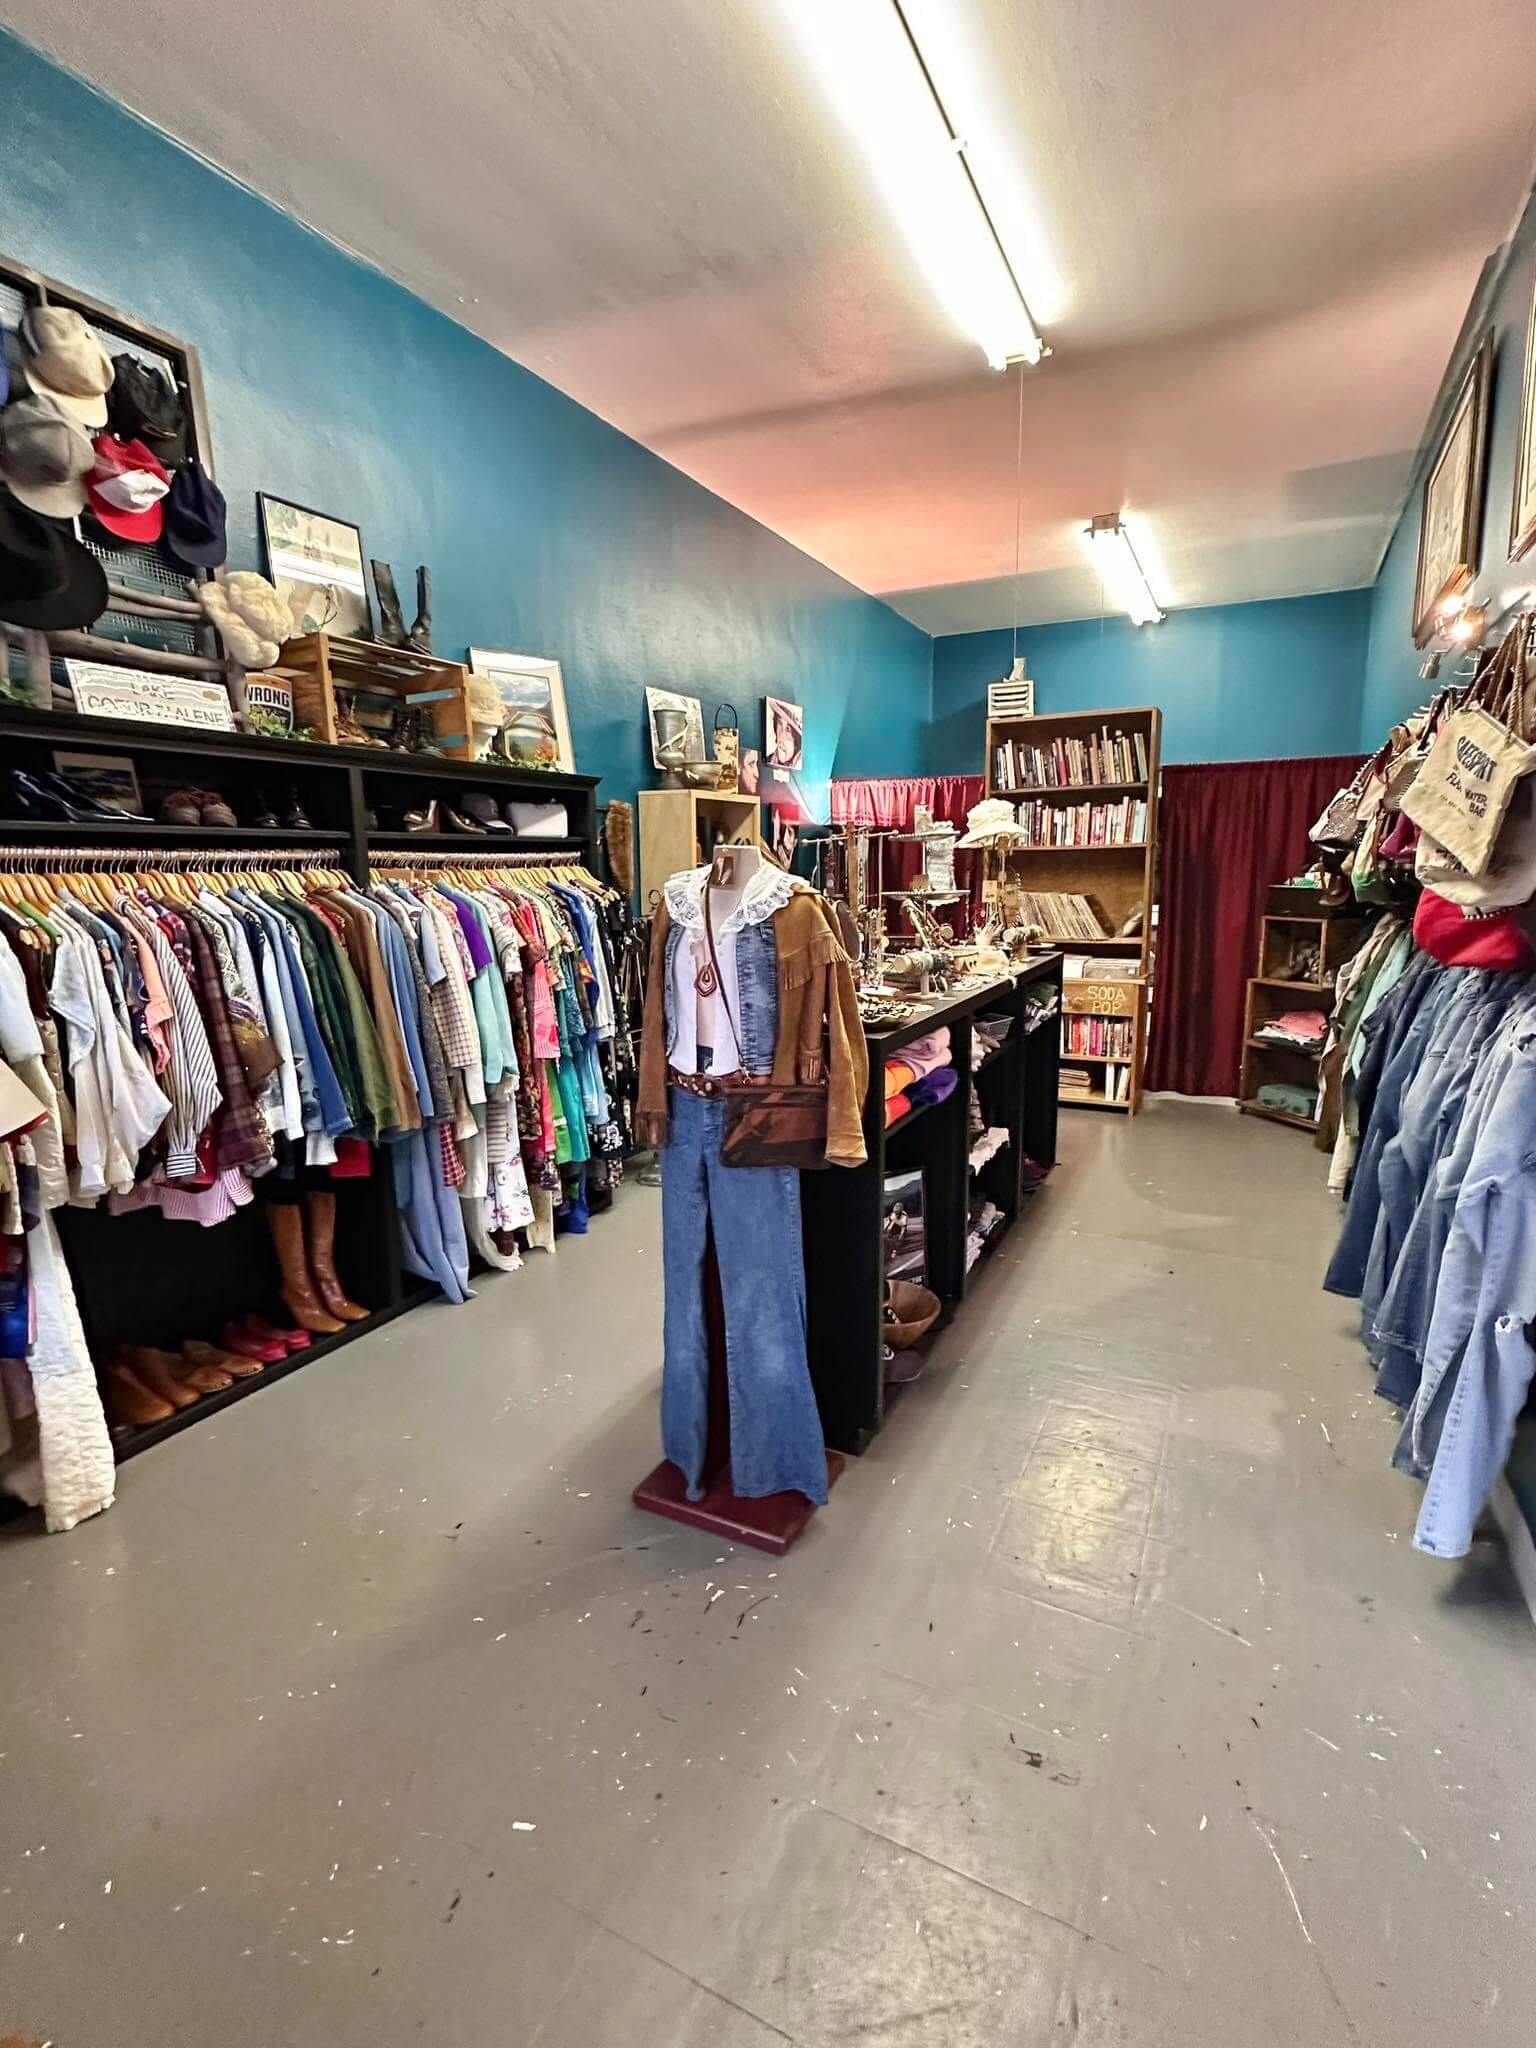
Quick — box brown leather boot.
[119,1346,199,1410]
[305,1192,369,1321]
[105,1363,174,1427]
[266,1203,345,1333]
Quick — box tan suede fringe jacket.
[636,888,870,1167]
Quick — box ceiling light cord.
[1011,356,1025,668]
[886,0,1046,362]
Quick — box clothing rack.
[370,847,588,871]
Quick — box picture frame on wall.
[1512,275,1536,564]
[469,649,576,772]
[645,686,706,769]
[765,695,804,772]
[1411,333,1493,646]
[258,494,373,642]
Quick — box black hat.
[0,486,109,629]
[163,459,227,567]
[106,352,188,466]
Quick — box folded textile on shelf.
[1256,1082,1317,1118]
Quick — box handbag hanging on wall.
[712,702,740,794]
[1401,625,1536,875]
[703,886,829,1170]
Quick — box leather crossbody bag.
[703,887,829,1170]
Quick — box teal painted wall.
[1360,189,1536,746]
[929,590,1372,770]
[0,32,932,809]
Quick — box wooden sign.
[65,660,235,732]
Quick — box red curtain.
[830,776,987,922]
[1145,756,1362,1098]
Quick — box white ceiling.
[11,0,1536,633]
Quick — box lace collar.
[664,862,797,936]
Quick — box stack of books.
[992,726,1150,791]
[1058,1066,1095,1099]
[1016,796,1148,848]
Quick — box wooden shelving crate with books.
[1236,901,1368,1133]
[985,704,1161,1114]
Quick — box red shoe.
[241,1313,312,1352]
[221,1321,285,1363]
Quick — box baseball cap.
[0,485,109,629]
[0,396,94,517]
[86,434,170,542]
[163,459,227,567]
[107,353,188,466]
[18,307,114,428]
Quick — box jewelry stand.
[632,1219,844,1555]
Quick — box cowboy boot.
[305,1191,369,1321]
[266,1203,345,1333]
[370,561,408,648]
[408,566,432,654]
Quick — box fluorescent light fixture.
[1083,515,1166,626]
[775,0,1045,369]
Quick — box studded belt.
[667,1066,747,1097]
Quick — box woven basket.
[884,1280,940,1349]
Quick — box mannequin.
[634,841,869,1539]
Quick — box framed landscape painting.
[1411,333,1492,646]
[258,494,372,641]
[1512,275,1536,564]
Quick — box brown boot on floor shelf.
[174,1350,235,1394]
[266,1203,346,1333]
[105,1362,175,1428]
[305,1191,369,1321]
[183,1337,262,1381]
[119,1345,200,1411]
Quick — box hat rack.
[0,246,222,702]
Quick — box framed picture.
[881,1168,926,1283]
[765,695,804,771]
[769,806,799,869]
[258,494,373,642]
[645,686,706,769]
[738,746,761,796]
[52,749,142,815]
[1412,333,1493,646]
[468,649,575,772]
[1512,275,1536,564]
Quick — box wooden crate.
[278,632,474,759]
[639,789,762,904]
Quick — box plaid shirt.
[183,915,273,1175]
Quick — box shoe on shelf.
[184,1336,262,1381]
[159,787,203,826]
[305,1191,370,1322]
[444,806,487,835]
[175,1351,235,1394]
[117,1345,200,1410]
[198,790,238,828]
[105,1362,175,1428]
[459,794,512,833]
[34,770,150,821]
[248,787,280,829]
[6,769,140,823]
[221,1321,286,1363]
[403,799,440,834]
[282,789,313,831]
[240,1312,312,1352]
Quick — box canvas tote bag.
[1401,628,1536,875]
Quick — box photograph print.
[258,494,373,641]
[1411,333,1492,646]
[764,695,805,772]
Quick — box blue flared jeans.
[660,1087,828,1504]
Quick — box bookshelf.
[1237,903,1368,1133]
[985,705,1162,1114]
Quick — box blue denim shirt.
[1399,1027,1536,1557]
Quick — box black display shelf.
[801,956,1063,1457]
[366,831,586,853]
[0,819,350,844]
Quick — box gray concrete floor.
[3,1101,1534,2046]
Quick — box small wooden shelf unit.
[638,788,762,904]
[985,705,1162,1114]
[1237,905,1368,1132]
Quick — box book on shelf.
[991,722,1149,792]
[1061,1014,1136,1060]
[1014,796,1148,848]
